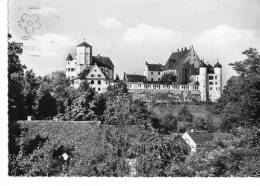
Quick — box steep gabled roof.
[92,55,114,70]
[165,49,190,69]
[146,62,164,71]
[77,41,92,47]
[66,54,73,61]
[124,74,146,82]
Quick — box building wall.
[198,67,207,102]
[65,59,77,79]
[208,67,222,102]
[76,46,91,66]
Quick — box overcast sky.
[8,0,260,84]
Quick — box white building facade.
[124,46,222,102]
[65,40,114,93]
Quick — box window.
[210,87,212,90]
[94,69,97,72]
[71,76,74,79]
[98,80,101,85]
[98,88,101,91]
[216,87,218,90]
[97,74,101,77]
[209,82,213,85]
[91,74,95,77]
[151,72,153,75]
[209,76,213,80]
[158,78,160,81]
[215,82,217,85]
[68,68,70,72]
[215,75,217,79]
[106,81,108,85]
[158,72,160,75]
[151,78,153,81]
[91,80,94,84]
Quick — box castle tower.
[65,54,74,78]
[198,60,208,101]
[213,61,222,99]
[76,40,92,66]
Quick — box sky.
[8,0,260,85]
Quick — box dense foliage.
[8,37,260,177]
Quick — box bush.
[151,114,178,134]
[177,105,193,123]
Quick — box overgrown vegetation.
[8,34,260,176]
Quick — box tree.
[24,69,39,117]
[151,114,178,134]
[38,71,70,114]
[35,86,58,120]
[160,72,177,85]
[217,48,260,129]
[106,81,128,98]
[64,80,96,121]
[8,34,26,122]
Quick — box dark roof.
[146,62,164,71]
[214,62,222,68]
[207,64,215,73]
[92,55,114,70]
[124,74,146,82]
[165,49,190,70]
[77,41,92,47]
[199,60,207,67]
[66,54,73,61]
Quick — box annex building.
[65,40,114,93]
[123,46,222,102]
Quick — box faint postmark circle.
[18,13,41,39]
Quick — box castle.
[123,46,222,102]
[65,40,222,102]
[65,40,114,93]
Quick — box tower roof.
[77,41,92,47]
[66,54,73,61]
[214,61,222,68]
[199,60,207,67]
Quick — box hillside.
[149,103,222,129]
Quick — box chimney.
[181,48,183,51]
[185,47,187,50]
[177,49,179,52]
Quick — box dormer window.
[151,72,153,75]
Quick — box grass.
[149,103,222,128]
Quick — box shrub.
[151,114,178,134]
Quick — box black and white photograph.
[1,0,260,183]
